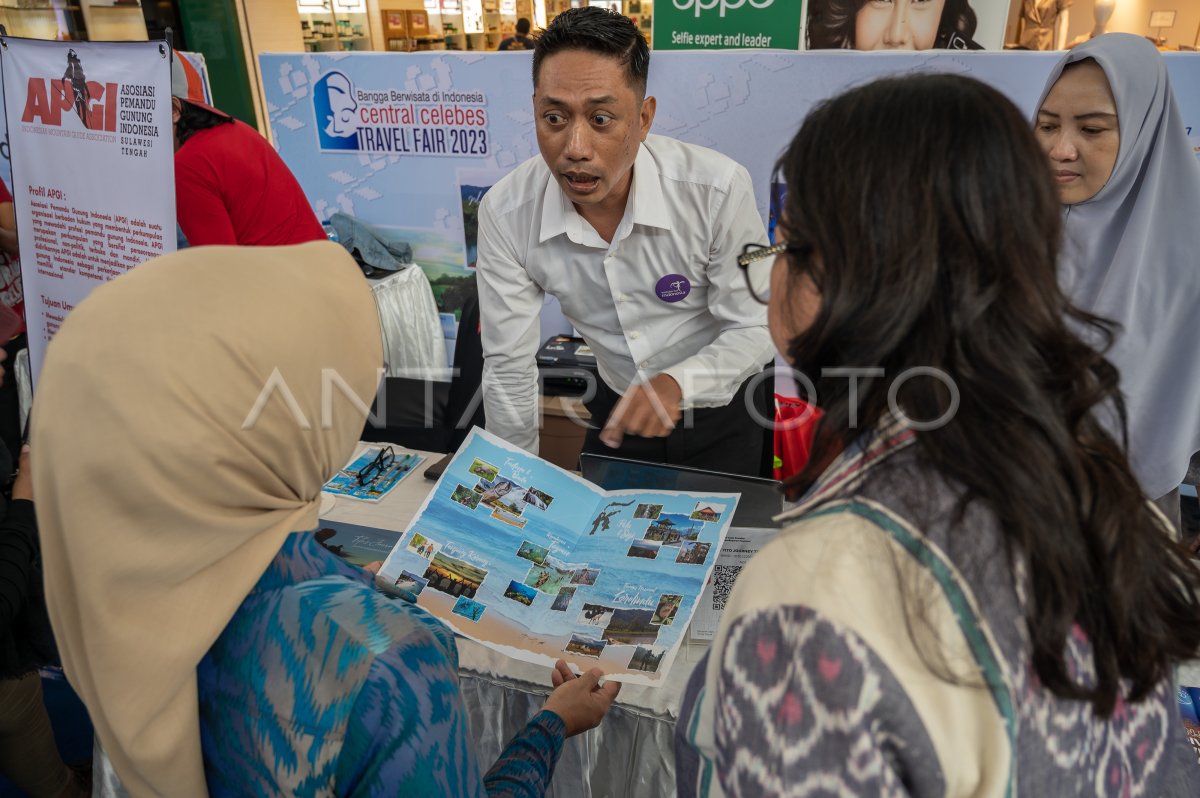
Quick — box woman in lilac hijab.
[1035,33,1200,526]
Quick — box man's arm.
[477,194,544,454]
[661,163,773,406]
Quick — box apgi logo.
[314,71,360,150]
[672,0,774,17]
[21,49,118,132]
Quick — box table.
[325,444,700,797]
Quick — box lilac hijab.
[1036,33,1200,499]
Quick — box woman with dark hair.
[807,0,981,50]
[675,73,1200,796]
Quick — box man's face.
[855,0,946,51]
[534,50,655,214]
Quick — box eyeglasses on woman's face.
[739,242,814,304]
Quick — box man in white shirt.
[477,7,774,475]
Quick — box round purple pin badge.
[654,274,691,303]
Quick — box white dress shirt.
[477,134,773,454]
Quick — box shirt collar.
[537,142,673,245]
[775,412,917,523]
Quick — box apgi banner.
[2,38,175,384]
[261,50,1200,348]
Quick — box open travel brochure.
[376,428,737,685]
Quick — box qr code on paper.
[710,565,741,611]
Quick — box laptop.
[578,452,784,528]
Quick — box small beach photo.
[423,551,488,598]
[384,570,428,602]
[523,559,576,595]
[406,531,441,561]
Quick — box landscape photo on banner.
[2,37,175,385]
[261,50,1200,349]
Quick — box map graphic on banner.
[375,428,736,685]
[2,38,175,384]
[261,50,1200,348]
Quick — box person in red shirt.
[171,56,325,247]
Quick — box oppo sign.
[673,0,775,18]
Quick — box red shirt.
[175,120,325,247]
[0,180,25,334]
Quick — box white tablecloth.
[324,444,698,796]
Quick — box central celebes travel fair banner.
[261,51,1200,352]
[2,38,174,384]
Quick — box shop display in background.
[299,0,370,52]
[0,0,149,42]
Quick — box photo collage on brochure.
[377,429,736,683]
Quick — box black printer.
[536,335,599,398]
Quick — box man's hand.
[542,659,621,737]
[599,373,682,449]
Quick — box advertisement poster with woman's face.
[806,0,1010,51]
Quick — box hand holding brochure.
[376,429,736,685]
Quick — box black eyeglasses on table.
[357,446,396,486]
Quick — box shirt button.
[641,361,649,369]
[629,331,640,340]
[618,293,628,302]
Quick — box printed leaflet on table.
[323,447,423,502]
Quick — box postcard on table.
[323,446,423,502]
[376,428,737,686]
